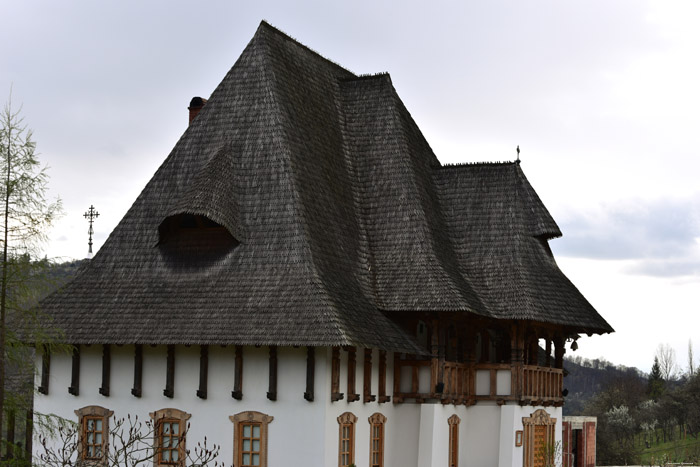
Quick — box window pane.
[172,449,179,461]
[242,453,250,464]
[163,423,171,434]
[87,432,94,443]
[95,433,102,444]
[95,420,102,431]
[95,446,102,457]
[252,453,260,465]
[172,423,179,435]
[243,424,251,437]
[243,439,251,451]
[252,425,260,438]
[252,439,260,452]
[163,450,170,462]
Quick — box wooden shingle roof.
[41,22,611,351]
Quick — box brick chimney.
[188,96,207,124]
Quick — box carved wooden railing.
[393,357,563,406]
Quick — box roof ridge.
[439,160,517,168]
[258,20,357,76]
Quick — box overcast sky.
[2,0,699,373]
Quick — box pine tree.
[649,356,664,401]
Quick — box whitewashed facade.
[35,345,561,466]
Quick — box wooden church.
[35,21,612,467]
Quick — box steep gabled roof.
[41,21,611,350]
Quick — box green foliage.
[0,93,63,461]
[649,356,665,400]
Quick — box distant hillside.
[563,355,647,415]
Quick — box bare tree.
[656,343,679,382]
[688,339,695,377]
[38,414,227,467]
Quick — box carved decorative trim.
[230,411,274,467]
[75,405,114,467]
[149,408,191,467]
[522,408,557,427]
[337,412,358,425]
[447,414,461,426]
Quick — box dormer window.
[158,213,238,264]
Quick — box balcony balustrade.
[393,356,563,406]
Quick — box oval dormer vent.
[158,213,238,264]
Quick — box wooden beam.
[378,350,390,403]
[196,345,209,399]
[163,345,175,398]
[99,344,111,396]
[331,347,344,401]
[267,346,277,401]
[232,345,243,400]
[347,347,360,402]
[38,346,50,395]
[304,346,315,402]
[131,344,143,397]
[363,348,376,403]
[68,345,80,396]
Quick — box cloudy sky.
[2,0,699,373]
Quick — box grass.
[638,427,700,465]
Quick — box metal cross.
[84,205,100,255]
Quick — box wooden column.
[331,347,343,401]
[232,345,243,400]
[304,346,315,402]
[197,345,209,399]
[99,344,111,396]
[68,345,80,396]
[347,347,360,402]
[510,323,524,401]
[131,344,143,397]
[378,350,390,403]
[554,335,565,369]
[38,346,50,395]
[363,348,376,403]
[267,346,277,401]
[163,345,175,398]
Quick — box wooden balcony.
[393,357,563,406]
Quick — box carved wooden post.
[232,345,243,400]
[163,345,175,398]
[347,347,360,402]
[267,346,277,401]
[363,348,376,402]
[68,345,80,396]
[304,346,315,401]
[197,345,209,399]
[331,347,344,401]
[132,344,143,397]
[99,344,111,396]
[378,350,390,403]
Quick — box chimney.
[188,96,207,124]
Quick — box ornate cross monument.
[84,205,99,256]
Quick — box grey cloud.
[551,196,700,277]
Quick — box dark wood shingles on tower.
[40,21,612,353]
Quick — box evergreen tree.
[649,356,664,401]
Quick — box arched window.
[368,413,386,467]
[337,412,357,467]
[230,411,274,467]
[75,405,113,466]
[448,414,460,467]
[150,408,191,467]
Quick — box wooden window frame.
[448,414,460,467]
[75,405,113,466]
[368,413,386,467]
[337,412,357,467]
[230,411,273,467]
[149,408,191,467]
[522,409,557,467]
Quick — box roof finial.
[516,145,520,162]
[84,204,100,258]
